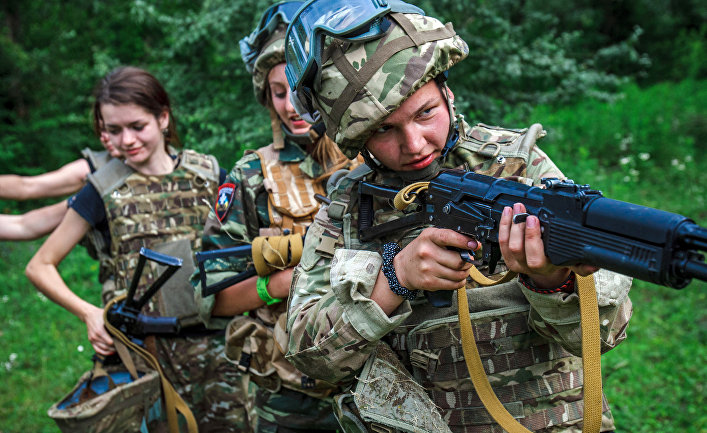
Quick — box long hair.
[92,66,181,149]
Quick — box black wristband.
[381,242,418,301]
[519,272,576,294]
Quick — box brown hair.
[92,66,181,148]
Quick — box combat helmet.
[285,0,469,161]
[240,1,304,148]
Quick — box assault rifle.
[195,244,257,297]
[105,247,182,341]
[359,169,707,306]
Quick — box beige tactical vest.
[330,123,615,432]
[253,143,326,236]
[226,143,338,399]
[89,150,219,327]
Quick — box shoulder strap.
[87,158,135,197]
[179,149,220,182]
[81,148,113,173]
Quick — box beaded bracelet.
[256,275,282,305]
[381,242,418,301]
[518,272,576,294]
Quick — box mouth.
[402,152,436,170]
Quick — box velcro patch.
[215,183,236,222]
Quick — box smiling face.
[101,102,169,168]
[268,63,311,136]
[364,80,451,172]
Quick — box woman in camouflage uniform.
[193,2,358,432]
[282,3,633,433]
[26,66,249,432]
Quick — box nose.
[399,124,425,155]
[121,129,136,147]
[284,88,296,114]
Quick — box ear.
[158,110,170,131]
[447,87,455,103]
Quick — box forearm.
[212,268,292,316]
[523,269,633,355]
[0,201,68,241]
[287,248,411,384]
[26,256,95,322]
[0,175,28,200]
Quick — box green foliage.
[505,79,706,219]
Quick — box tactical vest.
[226,142,339,399]
[253,143,326,236]
[78,148,115,283]
[327,123,615,432]
[89,150,219,327]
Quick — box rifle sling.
[104,295,198,433]
[457,272,602,433]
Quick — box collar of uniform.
[279,137,325,179]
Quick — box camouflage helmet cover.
[311,13,469,159]
[250,26,287,106]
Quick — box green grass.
[0,79,705,432]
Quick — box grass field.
[0,79,705,432]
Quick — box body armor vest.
[329,123,615,432]
[90,150,219,327]
[227,142,338,399]
[79,148,114,283]
[254,143,326,236]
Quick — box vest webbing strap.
[328,13,457,130]
[252,234,304,276]
[104,295,198,433]
[457,274,602,433]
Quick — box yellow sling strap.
[393,182,602,432]
[104,296,198,433]
[252,234,305,276]
[458,274,602,433]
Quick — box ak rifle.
[105,247,182,341]
[359,169,707,306]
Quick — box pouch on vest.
[48,358,161,433]
[151,239,201,328]
[225,310,337,399]
[338,342,451,433]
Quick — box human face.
[268,63,311,135]
[101,103,169,167]
[365,80,451,172]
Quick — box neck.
[127,147,174,176]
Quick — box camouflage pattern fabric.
[286,121,633,432]
[156,334,250,432]
[252,27,286,106]
[311,13,468,158]
[192,138,343,432]
[96,150,250,432]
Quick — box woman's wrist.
[520,270,575,294]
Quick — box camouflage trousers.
[156,333,251,432]
[250,382,340,433]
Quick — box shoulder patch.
[215,183,236,222]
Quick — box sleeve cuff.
[330,249,412,341]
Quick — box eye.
[132,124,145,132]
[375,124,392,134]
[274,91,287,99]
[107,127,120,135]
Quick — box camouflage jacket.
[194,138,331,327]
[286,120,633,432]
